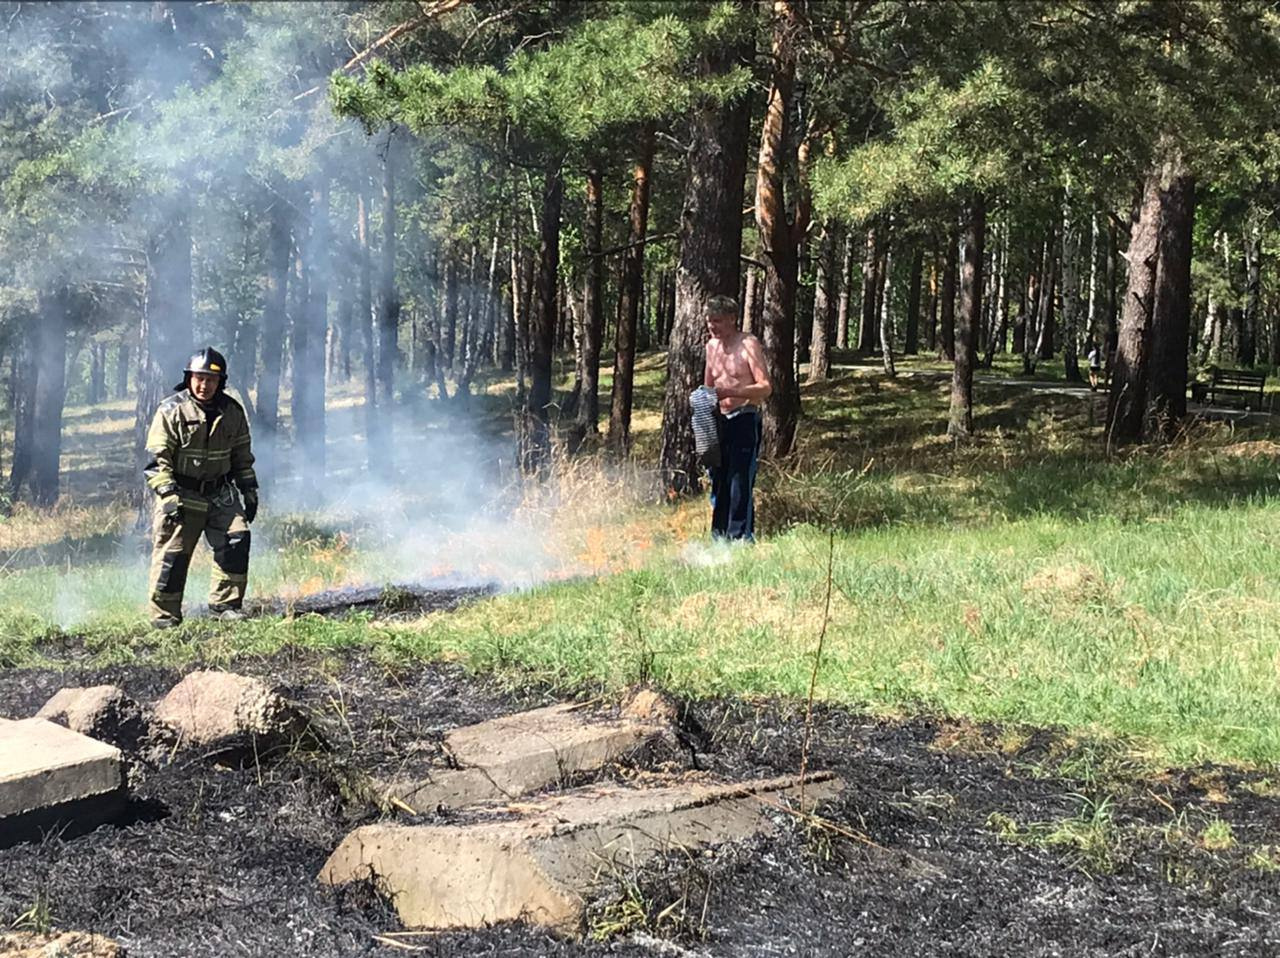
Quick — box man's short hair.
[707,294,739,318]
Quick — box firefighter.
[143,347,259,628]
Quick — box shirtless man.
[703,294,772,540]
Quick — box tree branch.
[292,0,466,103]
[582,232,676,260]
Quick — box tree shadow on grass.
[764,370,1280,533]
[0,531,131,573]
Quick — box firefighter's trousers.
[148,483,251,623]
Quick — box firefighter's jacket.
[144,389,257,507]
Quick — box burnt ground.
[2,652,1279,958]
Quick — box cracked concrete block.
[153,671,309,750]
[0,718,125,843]
[322,771,842,934]
[382,703,668,812]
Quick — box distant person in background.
[143,348,259,629]
[1086,340,1102,391]
[702,294,772,541]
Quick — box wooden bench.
[1191,368,1267,409]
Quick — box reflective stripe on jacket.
[144,389,257,495]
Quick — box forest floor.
[3,351,1280,954]
[3,652,1280,957]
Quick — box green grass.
[4,355,1280,770]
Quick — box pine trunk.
[1107,168,1162,445]
[114,342,130,399]
[858,225,879,353]
[609,127,654,451]
[658,31,750,496]
[1061,204,1083,383]
[835,230,854,350]
[1148,157,1195,433]
[524,162,563,471]
[756,0,807,461]
[374,150,400,475]
[89,342,106,405]
[32,286,70,506]
[948,196,985,438]
[1242,222,1261,367]
[880,244,896,377]
[257,195,290,457]
[579,163,605,433]
[8,324,36,498]
[356,188,380,468]
[135,201,193,505]
[294,178,328,494]
[1035,218,1058,361]
[940,230,958,360]
[904,245,923,355]
[808,223,836,382]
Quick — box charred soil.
[1,653,1278,957]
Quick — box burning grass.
[6,355,1280,769]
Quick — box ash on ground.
[1,654,1278,957]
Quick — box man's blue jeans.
[709,409,761,541]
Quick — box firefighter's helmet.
[174,347,229,392]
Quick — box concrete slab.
[382,703,667,812]
[0,718,125,846]
[322,771,842,934]
[0,718,123,818]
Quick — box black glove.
[241,488,259,524]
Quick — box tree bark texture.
[755,0,809,461]
[1035,217,1058,361]
[835,229,854,350]
[949,196,986,438]
[1060,205,1083,383]
[1242,221,1261,367]
[135,199,193,504]
[609,126,654,451]
[31,286,70,505]
[1107,168,1162,445]
[808,223,836,382]
[879,245,896,377]
[658,31,751,496]
[8,327,35,498]
[578,163,605,433]
[858,225,879,353]
[524,161,563,471]
[374,149,400,475]
[1148,159,1195,432]
[940,230,958,361]
[904,245,923,355]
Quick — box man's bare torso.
[706,333,761,415]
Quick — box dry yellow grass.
[0,501,131,554]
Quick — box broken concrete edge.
[0,718,124,818]
[320,771,844,935]
[374,703,671,813]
